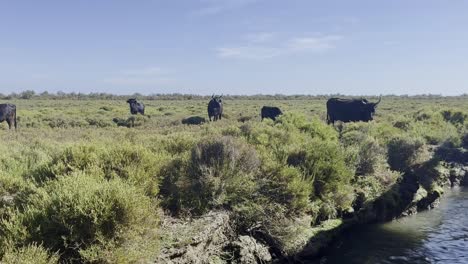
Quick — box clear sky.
[1,0,467,95]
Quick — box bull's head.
[211,95,222,103]
[362,96,381,121]
[127,98,137,104]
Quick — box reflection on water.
[320,187,468,264]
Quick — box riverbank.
[291,144,468,262]
[155,143,468,263]
[318,186,468,264]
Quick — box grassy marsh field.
[1,95,468,263]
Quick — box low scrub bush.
[1,244,59,264]
[40,143,165,196]
[287,139,354,210]
[387,136,425,171]
[441,109,467,126]
[86,117,113,127]
[187,136,260,214]
[0,173,158,262]
[112,116,147,127]
[260,166,313,214]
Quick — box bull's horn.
[376,95,382,105]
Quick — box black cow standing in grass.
[126,98,145,115]
[326,96,381,124]
[0,104,17,130]
[207,95,223,121]
[261,106,282,121]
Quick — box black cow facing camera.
[126,98,145,115]
[208,95,223,121]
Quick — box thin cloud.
[192,0,260,16]
[217,46,281,59]
[287,36,343,52]
[217,34,343,59]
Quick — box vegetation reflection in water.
[320,187,468,264]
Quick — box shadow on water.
[316,187,468,264]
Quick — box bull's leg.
[6,119,12,130]
[219,114,222,120]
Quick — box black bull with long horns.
[326,97,381,124]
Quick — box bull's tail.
[14,111,17,130]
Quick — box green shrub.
[99,106,113,111]
[287,139,354,210]
[112,116,147,127]
[278,113,338,141]
[237,115,253,123]
[393,118,411,131]
[187,136,260,214]
[260,166,312,214]
[355,138,386,176]
[159,157,190,214]
[1,244,59,264]
[42,143,165,197]
[387,136,425,171]
[86,117,113,127]
[0,173,157,262]
[161,133,197,155]
[441,109,467,126]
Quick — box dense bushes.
[0,174,158,262]
[1,244,58,264]
[1,97,468,262]
[387,136,425,171]
[188,137,260,211]
[41,143,165,196]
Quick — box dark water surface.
[319,187,468,264]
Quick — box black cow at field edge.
[0,104,17,130]
[261,106,282,121]
[207,95,223,121]
[126,98,145,115]
[326,96,381,124]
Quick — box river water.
[319,187,468,264]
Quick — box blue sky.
[0,0,467,95]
